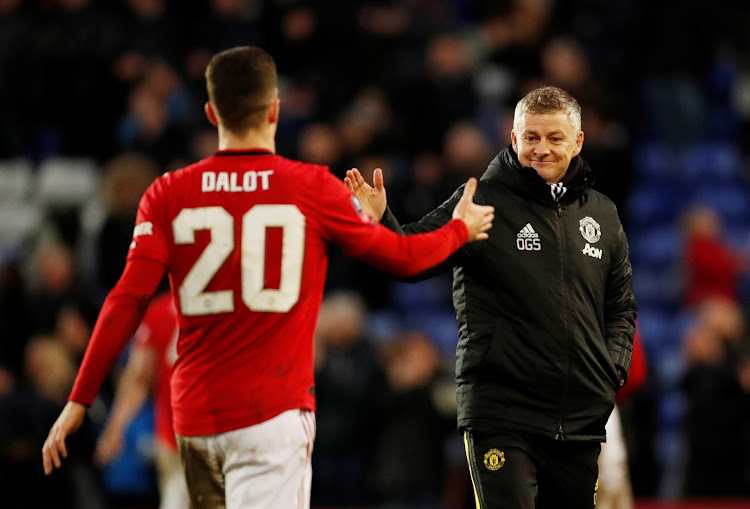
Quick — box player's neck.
[217,125,276,153]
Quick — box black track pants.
[463,430,601,509]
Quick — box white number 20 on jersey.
[172,205,305,316]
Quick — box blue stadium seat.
[627,183,687,228]
[628,226,683,271]
[632,268,682,311]
[365,309,404,343]
[690,185,750,228]
[656,391,686,429]
[681,143,743,183]
[654,344,687,391]
[633,143,681,182]
[402,309,459,357]
[637,308,680,360]
[390,274,453,311]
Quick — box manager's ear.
[204,101,219,126]
[573,130,584,157]
[510,130,519,154]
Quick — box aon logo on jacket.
[582,243,602,259]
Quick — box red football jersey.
[133,292,178,449]
[70,149,469,436]
[123,150,468,436]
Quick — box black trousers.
[463,429,601,509]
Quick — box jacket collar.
[479,145,595,205]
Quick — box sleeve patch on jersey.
[133,221,154,237]
[350,195,374,225]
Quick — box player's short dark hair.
[205,46,277,132]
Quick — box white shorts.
[596,405,634,509]
[155,442,189,509]
[176,409,316,509]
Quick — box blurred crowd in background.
[2,0,750,508]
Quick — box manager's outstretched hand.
[42,401,87,475]
[345,167,387,221]
[453,178,494,241]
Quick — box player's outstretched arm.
[42,256,165,475]
[452,177,494,241]
[345,167,387,221]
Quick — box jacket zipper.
[556,200,570,440]
[555,423,566,441]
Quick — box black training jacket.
[381,146,637,441]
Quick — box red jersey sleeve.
[69,257,165,405]
[127,176,170,265]
[313,169,469,278]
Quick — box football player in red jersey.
[93,292,187,509]
[42,46,494,508]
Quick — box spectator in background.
[0,0,33,156]
[373,331,456,509]
[0,335,105,509]
[405,32,478,153]
[682,204,743,307]
[25,238,97,347]
[115,0,182,69]
[115,58,192,168]
[538,36,632,217]
[312,291,386,507]
[94,292,186,509]
[0,257,31,378]
[441,121,493,195]
[296,122,344,177]
[96,152,160,294]
[681,297,750,496]
[29,0,122,160]
[391,151,446,224]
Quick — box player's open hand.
[345,167,387,221]
[452,178,494,241]
[42,401,87,475]
[94,425,124,466]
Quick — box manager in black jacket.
[346,86,637,509]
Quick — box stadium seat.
[627,183,687,228]
[365,309,404,344]
[402,309,459,357]
[690,184,750,228]
[633,143,682,182]
[36,156,100,206]
[632,268,682,311]
[0,204,42,253]
[654,344,687,391]
[0,158,34,202]
[657,391,686,429]
[681,142,743,183]
[390,274,454,311]
[629,226,683,271]
[637,307,680,360]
